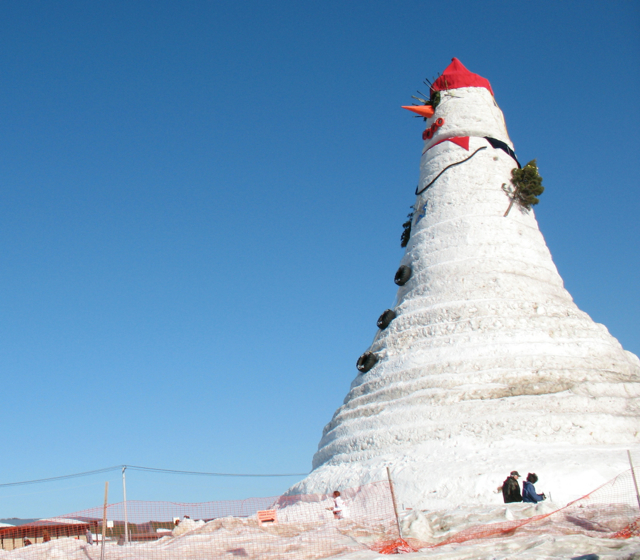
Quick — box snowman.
[288,59,640,511]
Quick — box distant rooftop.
[0,518,40,527]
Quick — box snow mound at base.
[291,441,638,510]
[171,517,205,537]
[2,503,639,560]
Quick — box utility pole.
[122,466,129,545]
[100,481,109,560]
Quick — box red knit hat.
[431,58,494,96]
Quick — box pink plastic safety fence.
[2,470,639,558]
[390,468,640,553]
[0,480,399,559]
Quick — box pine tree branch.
[504,187,518,217]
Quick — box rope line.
[415,146,487,195]
[0,465,309,487]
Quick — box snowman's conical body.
[290,59,640,508]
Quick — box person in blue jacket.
[522,473,546,503]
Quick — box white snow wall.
[289,85,640,509]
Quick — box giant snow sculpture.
[289,59,640,508]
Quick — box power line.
[126,465,308,477]
[0,465,309,488]
[0,466,122,488]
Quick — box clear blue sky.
[1,0,638,518]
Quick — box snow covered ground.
[1,518,638,559]
[343,534,640,560]
[2,500,639,559]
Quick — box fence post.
[100,481,109,560]
[386,467,403,539]
[627,450,640,510]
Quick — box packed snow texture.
[288,84,640,509]
[422,87,512,150]
[2,503,639,560]
[0,506,394,559]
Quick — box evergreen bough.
[400,207,414,247]
[411,82,442,121]
[503,159,544,217]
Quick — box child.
[327,491,349,519]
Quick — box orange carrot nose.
[402,105,435,118]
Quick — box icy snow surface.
[2,504,640,560]
[288,77,640,509]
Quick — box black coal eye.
[430,91,441,109]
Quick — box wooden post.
[100,481,109,560]
[628,450,640,510]
[386,467,403,539]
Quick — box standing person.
[502,471,523,503]
[42,530,51,543]
[327,491,349,519]
[85,527,93,545]
[522,473,546,503]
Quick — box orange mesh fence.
[0,480,399,558]
[390,467,640,553]
[2,470,639,557]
